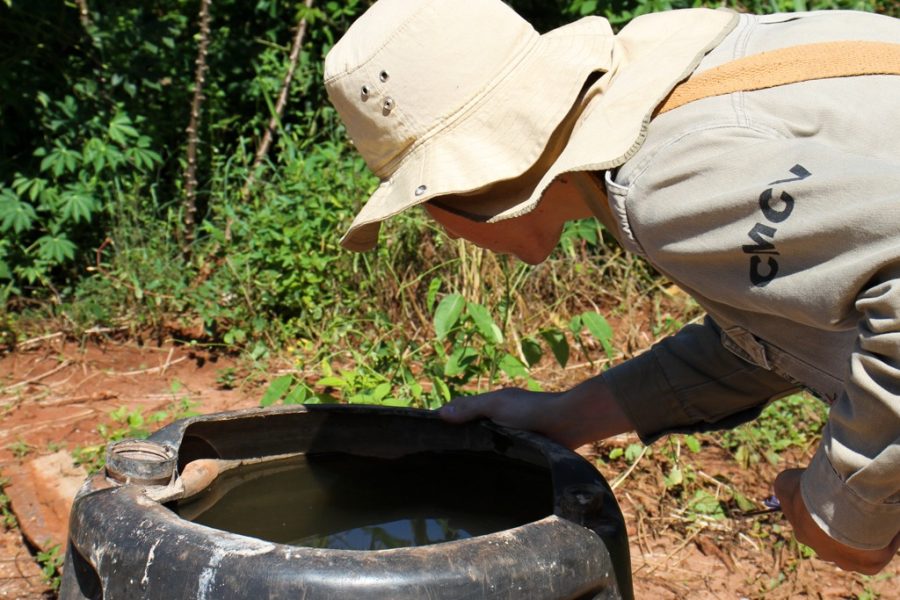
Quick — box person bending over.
[323,0,900,575]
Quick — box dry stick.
[0,360,73,395]
[16,332,65,350]
[115,356,188,377]
[240,0,316,204]
[624,491,654,559]
[37,392,118,408]
[181,0,213,256]
[74,0,93,30]
[159,346,176,377]
[610,445,649,490]
[738,531,761,553]
[638,526,704,576]
[84,325,128,336]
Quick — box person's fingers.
[438,394,498,423]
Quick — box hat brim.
[340,17,615,251]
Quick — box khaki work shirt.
[599,10,900,550]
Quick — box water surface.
[175,451,553,550]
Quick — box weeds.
[7,439,32,459]
[36,543,63,593]
[722,393,827,468]
[260,289,618,409]
[0,474,17,530]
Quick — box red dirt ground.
[0,337,897,599]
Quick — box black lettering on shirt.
[742,164,810,287]
[750,255,779,286]
[742,223,779,255]
[759,189,794,223]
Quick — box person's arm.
[439,318,797,448]
[602,317,798,443]
[438,375,630,449]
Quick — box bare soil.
[0,336,897,599]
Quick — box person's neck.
[563,171,614,228]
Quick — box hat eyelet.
[382,97,395,115]
[360,85,370,100]
[379,70,390,82]
[415,185,427,197]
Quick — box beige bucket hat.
[325,0,737,251]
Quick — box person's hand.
[439,387,568,440]
[774,468,900,575]
[438,376,633,449]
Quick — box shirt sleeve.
[602,317,798,444]
[802,266,900,550]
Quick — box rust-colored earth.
[0,336,897,599]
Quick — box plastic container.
[61,405,632,599]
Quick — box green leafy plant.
[36,543,63,592]
[722,393,827,468]
[0,474,18,529]
[7,439,32,459]
[259,289,619,411]
[1,102,161,292]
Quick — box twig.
[160,346,176,376]
[241,0,316,200]
[115,356,188,377]
[84,326,128,336]
[610,445,649,490]
[74,0,93,31]
[0,360,73,395]
[625,491,654,559]
[738,532,761,553]
[563,358,612,371]
[696,470,728,490]
[37,391,118,408]
[181,0,213,255]
[16,332,64,350]
[637,526,704,575]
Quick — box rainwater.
[175,451,554,551]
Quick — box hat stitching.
[324,0,438,83]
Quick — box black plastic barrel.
[61,405,633,599]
